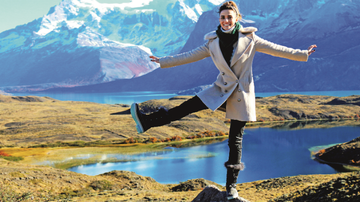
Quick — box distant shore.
[1,94,359,148]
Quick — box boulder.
[192,185,250,202]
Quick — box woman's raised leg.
[131,96,208,133]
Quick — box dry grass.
[1,94,360,148]
[1,157,359,201]
[0,95,230,148]
[1,94,360,201]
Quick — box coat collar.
[205,27,257,73]
[230,33,253,67]
[203,27,258,40]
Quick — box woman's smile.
[219,9,237,31]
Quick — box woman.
[131,1,316,200]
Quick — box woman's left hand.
[308,44,317,55]
[150,56,160,63]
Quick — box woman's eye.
[220,16,233,20]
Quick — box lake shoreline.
[1,94,360,148]
[1,93,360,175]
[2,118,359,171]
[1,94,360,201]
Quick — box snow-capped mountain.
[0,0,222,92]
[37,0,222,56]
[45,0,360,94]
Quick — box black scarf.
[216,22,241,66]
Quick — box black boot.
[225,161,244,200]
[130,103,170,133]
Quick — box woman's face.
[219,9,238,31]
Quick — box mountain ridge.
[0,0,221,93]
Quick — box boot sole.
[130,103,144,133]
[227,191,239,200]
[227,196,237,200]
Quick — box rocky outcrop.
[171,178,223,192]
[192,185,250,202]
[315,137,360,171]
[323,97,360,107]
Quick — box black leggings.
[168,96,246,164]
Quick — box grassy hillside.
[1,94,360,148]
[1,94,360,201]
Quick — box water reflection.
[67,125,360,185]
[256,119,360,130]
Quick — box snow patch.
[68,0,154,11]
[179,0,198,22]
[135,9,155,13]
[208,0,224,5]
[194,4,203,15]
[241,19,256,24]
[66,20,85,29]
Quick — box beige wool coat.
[159,27,309,121]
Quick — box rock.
[323,96,360,106]
[192,185,250,202]
[171,178,223,192]
[314,136,360,171]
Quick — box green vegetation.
[28,140,118,148]
[89,180,113,191]
[0,150,23,162]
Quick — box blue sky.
[0,0,132,33]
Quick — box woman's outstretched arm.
[255,35,317,61]
[150,43,211,68]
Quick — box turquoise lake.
[11,90,360,185]
[66,125,360,185]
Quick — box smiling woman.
[134,0,317,200]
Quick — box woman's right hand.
[308,44,317,55]
[150,56,160,63]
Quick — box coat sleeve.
[159,42,211,68]
[254,34,309,62]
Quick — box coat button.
[222,72,225,75]
[238,89,241,92]
[220,94,224,97]
[224,82,227,85]
[225,90,228,93]
[238,99,241,102]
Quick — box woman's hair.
[218,1,242,21]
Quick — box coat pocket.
[243,74,253,93]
